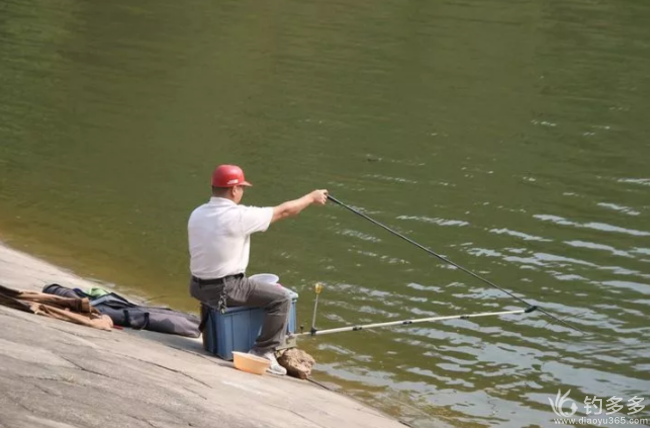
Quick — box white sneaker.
[249,348,287,376]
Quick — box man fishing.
[188,164,328,375]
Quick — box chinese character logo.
[584,396,603,415]
[549,389,579,417]
[606,396,624,414]
[628,396,646,415]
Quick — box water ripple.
[396,215,470,227]
[618,178,650,187]
[338,228,382,242]
[564,240,633,257]
[534,214,650,237]
[597,202,641,216]
[489,228,552,242]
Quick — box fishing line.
[327,194,586,335]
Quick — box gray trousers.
[190,275,290,352]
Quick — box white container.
[232,351,270,375]
[249,273,279,285]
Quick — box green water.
[1,0,650,426]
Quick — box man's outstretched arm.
[271,189,328,224]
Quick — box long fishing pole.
[326,194,586,335]
[299,307,536,337]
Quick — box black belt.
[192,273,243,286]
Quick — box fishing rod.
[326,194,586,335]
[299,307,537,337]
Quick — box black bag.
[43,284,200,338]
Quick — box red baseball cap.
[211,165,253,187]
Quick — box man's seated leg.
[225,276,290,375]
[189,277,225,310]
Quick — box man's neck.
[211,195,238,204]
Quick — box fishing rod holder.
[298,324,319,336]
[310,283,324,332]
[299,283,325,336]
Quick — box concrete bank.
[0,244,425,428]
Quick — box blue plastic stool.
[201,291,298,360]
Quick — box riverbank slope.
[0,244,432,428]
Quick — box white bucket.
[249,273,279,285]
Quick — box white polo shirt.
[188,197,274,279]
